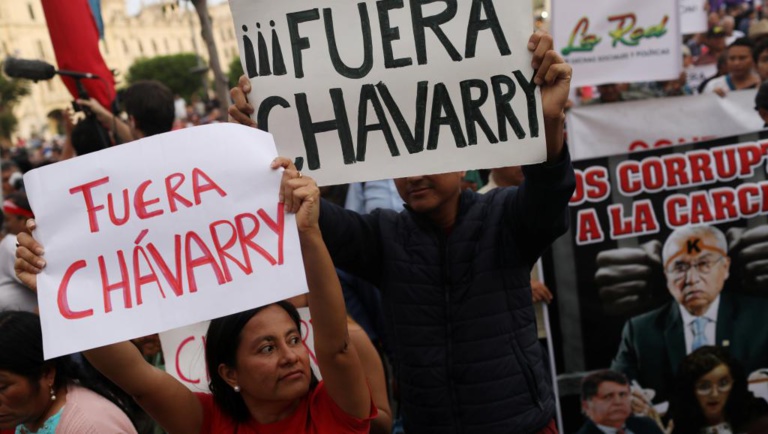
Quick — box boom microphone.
[3,57,97,81]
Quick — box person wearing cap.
[0,192,37,312]
[702,37,761,96]
[695,26,728,66]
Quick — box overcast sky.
[125,0,226,16]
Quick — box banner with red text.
[543,130,768,430]
[567,89,763,160]
[552,0,682,87]
[159,307,319,392]
[24,124,308,359]
[230,0,546,186]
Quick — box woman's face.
[0,370,48,429]
[227,305,311,403]
[695,364,733,424]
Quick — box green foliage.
[127,53,205,100]
[0,70,30,139]
[228,56,244,88]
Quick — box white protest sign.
[567,89,764,160]
[229,0,546,186]
[686,63,718,92]
[680,0,708,35]
[552,0,682,87]
[160,321,211,393]
[159,307,320,392]
[24,124,308,359]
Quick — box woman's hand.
[271,157,320,232]
[15,219,45,291]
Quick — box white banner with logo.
[567,89,764,160]
[552,0,682,87]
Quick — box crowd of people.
[1,2,768,434]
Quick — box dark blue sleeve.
[507,145,576,268]
[319,199,383,285]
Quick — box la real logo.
[562,13,669,55]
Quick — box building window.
[138,40,144,55]
[152,40,158,55]
[27,3,35,20]
[122,39,129,54]
[36,40,45,58]
[103,39,110,55]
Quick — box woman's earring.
[233,385,240,393]
[49,386,56,401]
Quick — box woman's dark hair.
[0,311,141,430]
[205,301,318,423]
[670,346,763,433]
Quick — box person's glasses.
[695,377,733,395]
[667,256,724,279]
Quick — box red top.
[195,381,376,434]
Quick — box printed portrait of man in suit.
[577,370,663,434]
[611,225,768,405]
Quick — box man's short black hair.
[753,39,768,63]
[729,37,755,52]
[581,370,629,402]
[123,80,174,137]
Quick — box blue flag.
[88,0,104,39]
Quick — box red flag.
[41,0,115,109]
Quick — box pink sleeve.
[57,385,137,434]
[310,382,377,433]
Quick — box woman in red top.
[14,159,375,434]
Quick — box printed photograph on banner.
[552,0,682,87]
[566,89,763,160]
[543,130,768,431]
[228,0,547,186]
[23,123,308,359]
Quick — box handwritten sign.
[159,307,320,392]
[24,124,308,359]
[229,0,546,186]
[680,0,707,35]
[553,0,682,87]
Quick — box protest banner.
[23,123,308,359]
[680,0,708,35]
[552,0,682,87]
[567,89,764,160]
[543,130,768,430]
[228,0,546,186]
[159,307,320,392]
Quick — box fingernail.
[528,42,535,50]
[534,77,543,86]
[35,248,44,256]
[244,85,251,93]
[37,260,46,268]
[532,62,539,69]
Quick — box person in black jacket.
[217,31,571,434]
